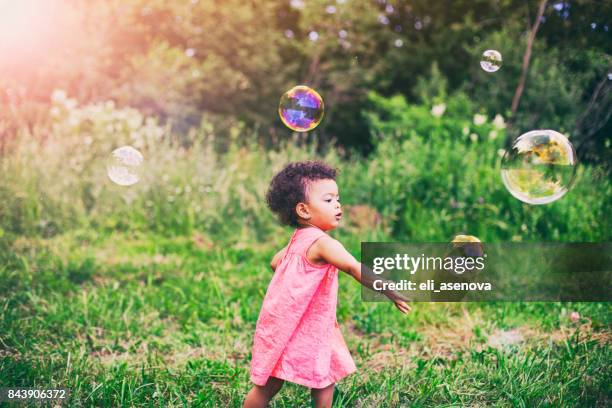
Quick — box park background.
[0,0,610,406]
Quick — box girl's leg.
[243,377,284,408]
[311,383,335,408]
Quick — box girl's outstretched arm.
[310,236,412,314]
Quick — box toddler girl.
[243,161,411,408]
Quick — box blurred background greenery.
[0,0,610,244]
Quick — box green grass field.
[1,230,609,407]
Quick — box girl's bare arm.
[270,245,288,271]
[310,236,412,314]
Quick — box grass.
[1,230,610,407]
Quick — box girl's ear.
[296,202,311,220]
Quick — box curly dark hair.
[266,161,337,227]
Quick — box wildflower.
[570,311,580,322]
[51,89,67,103]
[431,103,446,118]
[470,133,478,143]
[290,0,304,9]
[473,114,486,126]
[462,126,470,136]
[65,98,78,110]
[493,114,506,129]
[488,130,498,140]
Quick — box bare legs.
[311,383,335,408]
[243,378,335,408]
[243,377,284,408]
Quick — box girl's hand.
[387,291,412,314]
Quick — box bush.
[1,90,609,244]
[345,91,612,242]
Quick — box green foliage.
[1,91,609,245]
[0,0,610,161]
[355,90,611,241]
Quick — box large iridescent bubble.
[106,145,144,186]
[480,49,502,72]
[501,130,577,205]
[278,85,324,132]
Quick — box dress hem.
[251,366,357,389]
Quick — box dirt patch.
[346,308,611,373]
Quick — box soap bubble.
[106,146,144,186]
[501,130,577,205]
[278,85,324,132]
[451,234,484,257]
[480,49,502,72]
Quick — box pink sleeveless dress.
[249,227,357,389]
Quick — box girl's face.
[296,179,342,231]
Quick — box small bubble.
[278,85,324,132]
[106,146,144,186]
[480,49,502,72]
